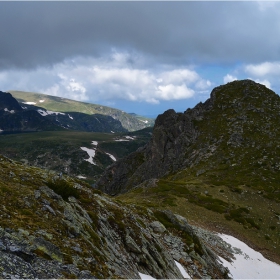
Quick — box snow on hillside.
[23,101,36,105]
[4,108,15,113]
[139,233,280,279]
[114,135,136,142]
[39,100,45,103]
[218,234,280,279]
[139,260,190,279]
[106,152,116,161]
[80,147,96,165]
[91,141,98,146]
[37,109,65,116]
[77,175,87,179]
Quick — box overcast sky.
[1,1,280,117]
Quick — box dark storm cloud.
[0,1,280,69]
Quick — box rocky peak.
[0,91,23,113]
[96,79,280,196]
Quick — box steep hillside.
[96,80,280,264]
[0,154,231,279]
[10,90,154,131]
[0,91,62,132]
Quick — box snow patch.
[37,109,48,116]
[4,108,15,114]
[174,260,191,279]
[68,114,73,120]
[80,147,96,165]
[140,120,149,124]
[0,129,3,132]
[37,109,65,116]
[218,234,280,279]
[23,101,36,105]
[77,175,87,179]
[106,152,116,161]
[91,141,98,146]
[21,106,27,109]
[114,139,129,142]
[138,272,155,279]
[111,131,115,133]
[39,99,45,103]
[124,136,135,140]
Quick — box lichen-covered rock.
[0,154,232,279]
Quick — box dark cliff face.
[96,79,280,195]
[0,91,62,131]
[96,88,214,195]
[0,91,23,112]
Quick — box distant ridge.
[10,90,154,131]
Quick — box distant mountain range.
[9,90,154,132]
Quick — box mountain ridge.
[9,90,154,132]
[96,79,280,264]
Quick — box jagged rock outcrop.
[0,154,232,279]
[96,80,280,196]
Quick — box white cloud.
[244,62,280,77]
[195,79,212,90]
[255,79,271,89]
[157,84,194,101]
[159,69,199,85]
[223,74,237,84]
[0,51,211,105]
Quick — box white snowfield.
[0,129,3,132]
[140,120,149,124]
[114,139,129,142]
[174,260,191,279]
[37,109,66,116]
[77,175,87,179]
[139,233,280,280]
[68,114,73,120]
[23,101,36,105]
[80,147,97,165]
[39,99,45,103]
[125,136,135,140]
[91,141,98,146]
[138,260,190,279]
[106,152,116,161]
[218,234,280,279]
[114,135,136,142]
[4,108,15,114]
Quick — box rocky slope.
[0,154,231,279]
[97,79,280,196]
[96,80,280,264]
[10,90,154,132]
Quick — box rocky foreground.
[0,154,235,279]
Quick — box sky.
[1,1,280,117]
